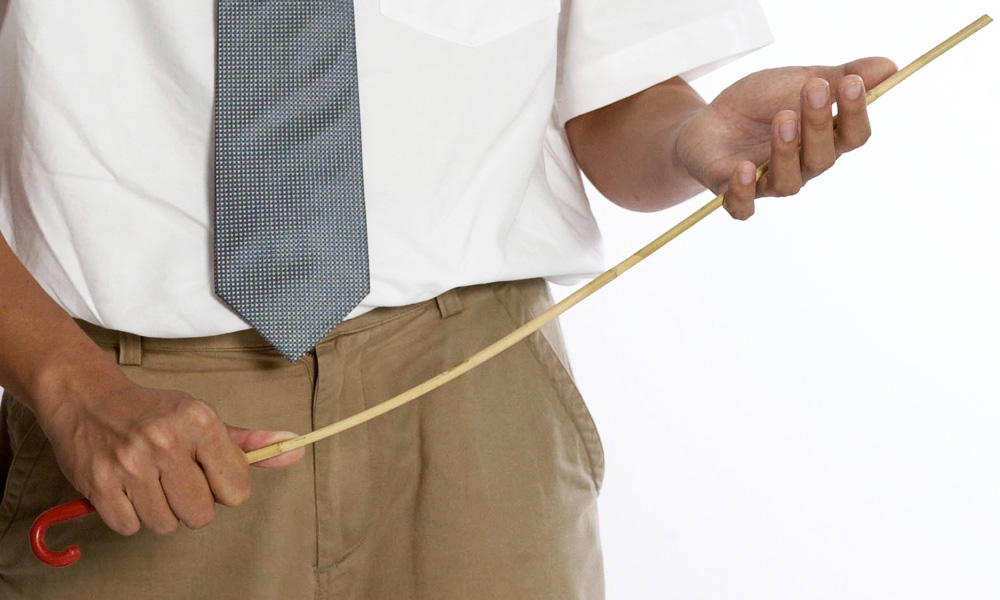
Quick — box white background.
[550,2,1000,598]
[0,2,995,598]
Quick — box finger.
[813,57,897,101]
[160,461,217,530]
[229,428,306,469]
[196,426,252,507]
[89,489,141,536]
[833,74,871,156]
[800,77,836,180]
[723,161,757,220]
[123,474,179,535]
[757,110,803,198]
[838,56,898,91]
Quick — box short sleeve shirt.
[0,0,773,337]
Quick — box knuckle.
[90,462,118,491]
[773,181,802,197]
[114,518,141,537]
[186,507,216,530]
[152,518,179,536]
[217,494,242,508]
[726,201,753,220]
[804,157,834,177]
[114,445,151,477]
[234,477,252,505]
[804,110,830,129]
[184,400,220,430]
[94,502,140,536]
[139,421,175,450]
[220,476,252,507]
[838,129,870,153]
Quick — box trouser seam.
[0,420,45,547]
[487,282,604,493]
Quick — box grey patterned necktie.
[213,0,369,363]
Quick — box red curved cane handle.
[30,498,96,567]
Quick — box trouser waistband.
[69,280,492,366]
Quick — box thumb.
[226,425,306,468]
[836,56,899,94]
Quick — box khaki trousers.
[0,278,606,599]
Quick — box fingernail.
[779,118,797,142]
[739,163,755,185]
[807,80,829,109]
[844,76,863,100]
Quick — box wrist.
[674,107,709,175]
[654,107,710,207]
[24,343,135,424]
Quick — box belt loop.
[435,287,464,319]
[117,331,143,366]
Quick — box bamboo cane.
[244,14,994,464]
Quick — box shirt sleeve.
[554,0,775,127]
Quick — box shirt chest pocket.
[378,0,560,47]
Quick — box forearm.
[565,76,708,212]
[0,233,132,418]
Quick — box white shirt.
[0,0,773,337]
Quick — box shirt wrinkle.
[0,0,773,338]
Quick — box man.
[0,0,896,598]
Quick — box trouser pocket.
[490,278,606,493]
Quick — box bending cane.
[29,14,993,567]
